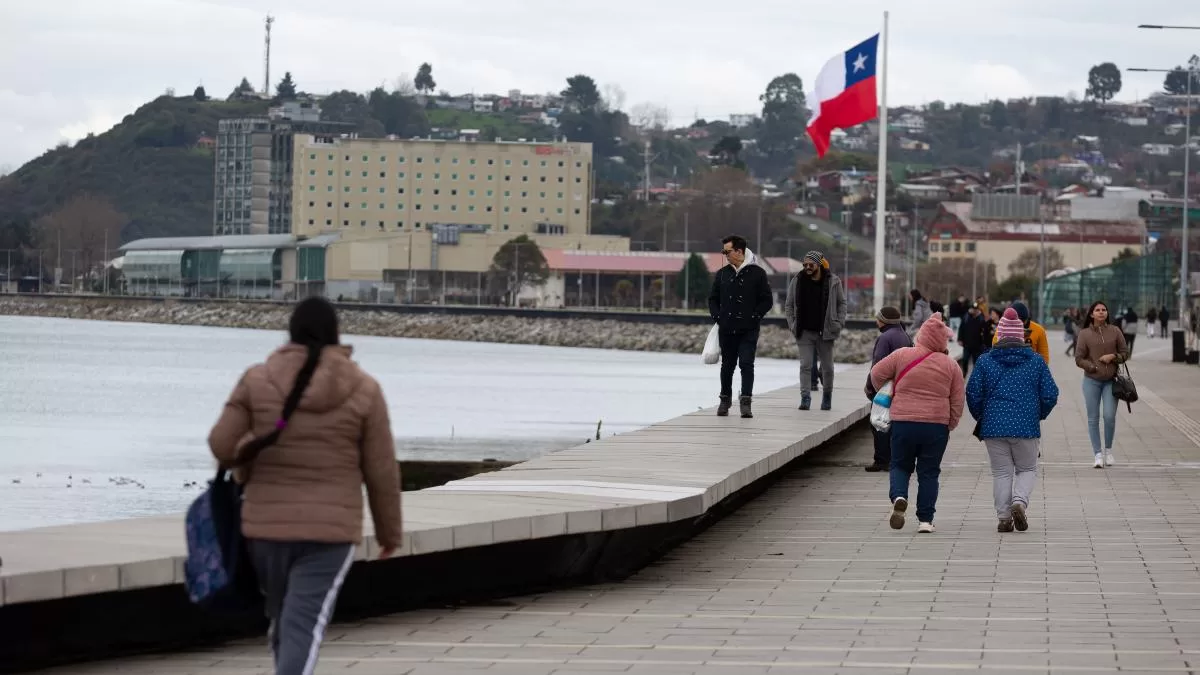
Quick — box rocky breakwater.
[0,296,878,363]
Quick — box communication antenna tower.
[263,14,275,95]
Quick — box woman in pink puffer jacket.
[869,312,965,534]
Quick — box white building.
[729,113,757,128]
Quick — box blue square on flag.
[843,35,878,89]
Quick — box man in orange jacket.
[991,301,1049,364]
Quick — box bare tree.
[392,74,416,96]
[629,102,671,131]
[35,194,127,286]
[601,83,626,112]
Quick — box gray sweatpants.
[984,438,1039,519]
[248,540,356,675]
[796,330,834,396]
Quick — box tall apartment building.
[289,134,593,239]
[213,103,347,236]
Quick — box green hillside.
[0,96,270,244]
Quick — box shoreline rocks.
[0,296,879,363]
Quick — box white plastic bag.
[702,324,721,365]
[870,380,895,432]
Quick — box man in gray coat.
[785,250,847,411]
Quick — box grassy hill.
[0,95,269,244]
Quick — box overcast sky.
[2,0,1198,170]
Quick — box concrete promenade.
[34,335,1200,674]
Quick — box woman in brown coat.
[209,297,401,675]
[1073,301,1130,469]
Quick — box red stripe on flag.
[806,76,878,157]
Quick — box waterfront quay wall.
[0,294,881,363]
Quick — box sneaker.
[798,393,811,411]
[1104,452,1115,467]
[1011,502,1028,532]
[918,522,935,534]
[997,519,1014,533]
[864,463,887,472]
[1093,455,1104,469]
[889,497,907,530]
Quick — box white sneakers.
[1105,452,1116,467]
[888,497,936,533]
[1093,455,1104,469]
[1094,452,1116,468]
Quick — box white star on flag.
[853,52,868,72]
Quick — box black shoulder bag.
[1111,362,1138,412]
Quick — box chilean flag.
[806,34,880,157]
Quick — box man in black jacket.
[708,234,774,419]
[957,303,986,376]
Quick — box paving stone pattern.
[45,336,1200,674]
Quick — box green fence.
[1041,252,1176,319]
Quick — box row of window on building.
[307,152,584,170]
[930,241,978,253]
[305,201,582,216]
[306,169,583,185]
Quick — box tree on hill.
[1163,66,1200,95]
[489,235,549,305]
[558,75,626,157]
[1086,62,1121,103]
[367,87,430,137]
[563,74,602,112]
[414,63,436,94]
[756,73,809,173]
[276,72,297,100]
[709,135,745,169]
[675,252,712,307]
[192,86,208,102]
[228,77,256,101]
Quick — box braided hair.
[235,297,340,465]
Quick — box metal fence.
[1041,252,1176,318]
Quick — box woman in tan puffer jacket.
[209,297,401,675]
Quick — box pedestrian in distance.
[208,297,403,675]
[991,301,1049,364]
[966,307,1059,533]
[1073,301,1130,468]
[708,234,774,419]
[909,289,932,335]
[864,306,913,472]
[784,250,847,411]
[957,303,987,377]
[870,312,966,534]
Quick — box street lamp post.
[1129,57,1195,345]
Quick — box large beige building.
[291,134,594,238]
[287,134,629,299]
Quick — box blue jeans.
[890,421,950,523]
[1081,377,1116,455]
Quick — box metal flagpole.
[871,10,890,312]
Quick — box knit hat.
[996,307,1025,341]
[1010,301,1030,323]
[803,250,829,268]
[876,306,903,325]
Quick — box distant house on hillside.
[195,135,216,150]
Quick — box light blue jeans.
[1081,377,1116,455]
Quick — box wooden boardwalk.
[41,335,1200,674]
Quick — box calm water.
[0,316,831,531]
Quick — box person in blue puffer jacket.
[966,307,1059,534]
